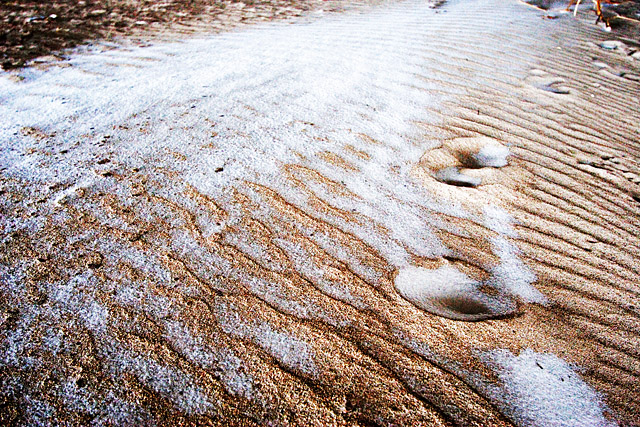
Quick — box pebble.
[89,9,107,16]
[434,167,481,187]
[592,61,609,69]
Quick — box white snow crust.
[485,349,617,427]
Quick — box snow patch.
[474,144,510,168]
[485,349,617,427]
[489,236,545,303]
[217,303,317,376]
[484,205,519,238]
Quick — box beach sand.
[1,0,639,425]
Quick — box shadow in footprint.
[420,136,511,188]
[395,265,517,321]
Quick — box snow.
[394,265,516,320]
[164,320,256,399]
[483,205,519,238]
[434,166,482,187]
[216,302,317,376]
[474,144,510,168]
[275,238,364,307]
[108,349,214,415]
[0,0,539,291]
[489,236,545,303]
[485,349,617,427]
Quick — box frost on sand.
[485,349,617,427]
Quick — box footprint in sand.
[525,68,576,95]
[420,136,511,188]
[394,263,517,321]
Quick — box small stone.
[135,21,148,26]
[592,61,609,69]
[434,167,481,187]
[49,14,58,20]
[89,9,107,16]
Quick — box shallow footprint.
[535,77,571,94]
[420,136,511,188]
[395,265,516,321]
[526,70,572,95]
[433,167,481,187]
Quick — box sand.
[0,0,639,425]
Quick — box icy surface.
[485,349,616,427]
